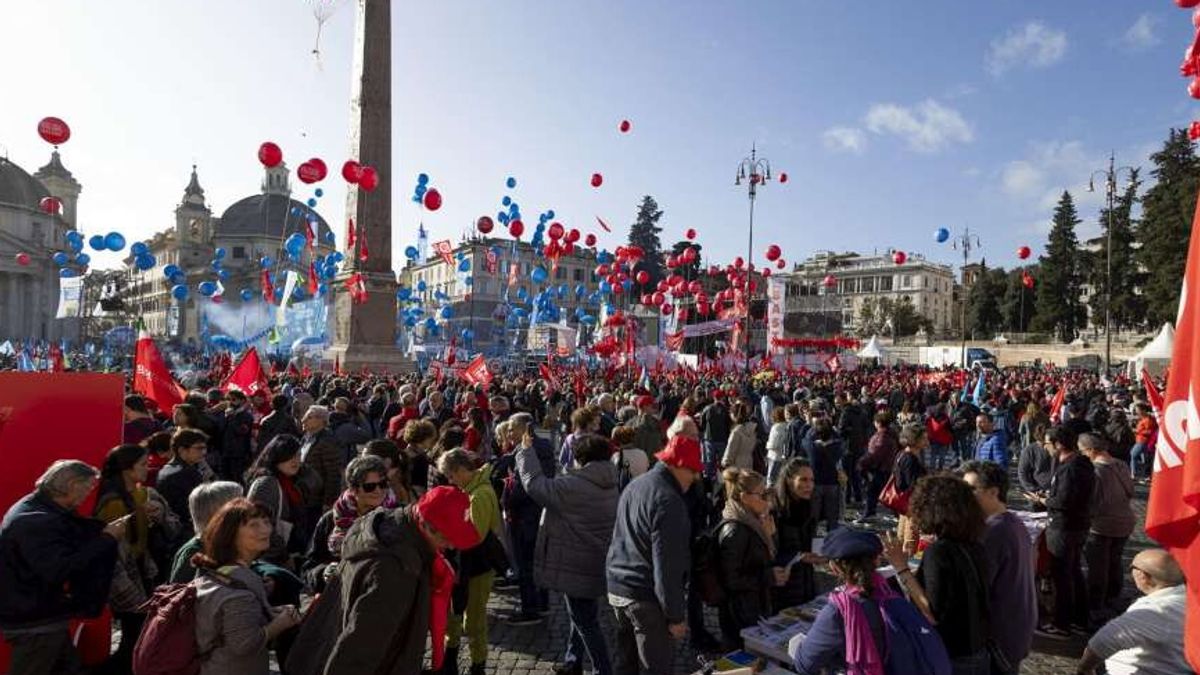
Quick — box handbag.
[878,474,911,515]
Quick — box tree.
[1000,266,1037,333]
[1137,129,1200,327]
[1032,191,1087,341]
[857,296,929,338]
[1089,168,1145,331]
[628,196,665,296]
[965,261,1006,339]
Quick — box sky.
[1,1,1195,275]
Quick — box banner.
[767,276,786,346]
[432,239,455,267]
[461,354,493,386]
[56,276,83,319]
[485,248,498,274]
[276,270,299,326]
[221,347,271,397]
[555,324,577,356]
[682,318,737,338]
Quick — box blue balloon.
[412,195,422,203]
[67,237,84,253]
[240,289,254,302]
[261,256,274,269]
[506,177,516,189]
[292,286,306,299]
[331,251,344,263]
[88,235,106,251]
[517,287,529,300]
[172,284,189,300]
[291,207,301,216]
[324,230,336,243]
[318,282,328,295]
[52,251,69,266]
[440,306,454,319]
[417,173,429,185]
[531,266,548,284]
[546,210,555,219]
[417,280,427,292]
[211,259,222,271]
[217,268,230,281]
[136,255,156,271]
[424,317,437,329]
[397,288,412,300]
[404,317,417,327]
[580,315,597,325]
[574,284,585,296]
[163,264,180,278]
[75,253,91,266]
[131,242,148,256]
[65,230,82,243]
[599,281,612,294]
[464,276,473,286]
[513,308,528,319]
[415,184,427,197]
[198,281,217,296]
[461,328,473,340]
[307,198,318,208]
[214,247,226,259]
[315,188,324,198]
[458,259,470,272]
[59,268,77,278]
[104,232,126,252]
[935,227,950,243]
[502,196,512,207]
[404,245,419,260]
[170,272,186,285]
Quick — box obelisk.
[328,0,412,372]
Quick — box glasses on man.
[357,481,387,493]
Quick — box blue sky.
[1,1,1194,274]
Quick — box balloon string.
[312,18,327,71]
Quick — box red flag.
[1048,386,1066,422]
[260,269,275,304]
[538,363,561,394]
[1145,192,1200,671]
[47,343,64,373]
[221,347,271,397]
[308,261,319,296]
[346,217,357,249]
[304,220,314,251]
[134,329,186,412]
[358,229,369,263]
[665,330,684,352]
[1142,368,1165,419]
[461,354,493,386]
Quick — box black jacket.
[717,519,774,630]
[258,411,301,454]
[1017,443,1053,494]
[0,492,118,630]
[222,406,255,460]
[302,510,337,593]
[156,459,205,535]
[1046,453,1095,532]
[499,436,556,531]
[804,434,844,487]
[699,402,732,444]
[773,499,816,608]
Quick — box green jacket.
[464,464,501,540]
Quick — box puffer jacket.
[194,565,273,675]
[515,447,618,598]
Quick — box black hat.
[823,527,883,559]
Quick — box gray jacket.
[194,565,273,675]
[1090,458,1136,538]
[516,446,618,598]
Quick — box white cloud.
[986,22,1068,76]
[1121,14,1160,51]
[1001,161,1044,196]
[822,126,868,154]
[863,99,973,153]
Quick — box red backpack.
[132,570,245,675]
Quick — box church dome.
[216,193,334,242]
[0,156,50,210]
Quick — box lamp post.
[735,144,772,372]
[952,228,981,367]
[1087,153,1136,375]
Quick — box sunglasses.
[357,481,387,493]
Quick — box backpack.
[876,596,952,675]
[691,519,739,606]
[615,452,634,493]
[132,569,245,675]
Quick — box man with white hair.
[301,404,345,508]
[0,461,125,675]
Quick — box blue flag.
[972,369,987,406]
[17,350,35,372]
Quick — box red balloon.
[257,141,282,168]
[1017,245,1032,260]
[688,280,702,294]
[39,196,61,215]
[590,173,604,188]
[509,220,525,238]
[685,228,697,240]
[1194,6,1200,27]
[1191,121,1200,142]
[1022,274,1035,289]
[636,270,650,285]
[595,264,610,277]
[733,257,744,269]
[423,188,442,211]
[548,222,565,240]
[297,162,322,184]
[307,158,328,180]
[892,251,907,265]
[661,303,673,315]
[562,241,575,255]
[776,258,786,270]
[476,216,494,234]
[652,292,665,305]
[765,244,782,262]
[37,117,70,145]
[1189,77,1200,100]
[584,233,597,247]
[823,274,836,288]
[358,166,379,191]
[15,252,30,266]
[619,119,632,133]
[641,294,653,305]
[1177,0,1200,7]
[566,228,581,243]
[778,172,789,184]
[762,268,772,278]
[341,160,363,184]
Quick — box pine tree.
[1032,191,1087,341]
[1089,169,1145,331]
[1136,129,1200,326]
[1000,266,1037,333]
[628,196,665,296]
[966,261,1005,339]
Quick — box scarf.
[721,498,776,560]
[278,474,303,508]
[327,489,397,556]
[428,552,455,670]
[829,573,899,675]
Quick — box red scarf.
[278,474,303,508]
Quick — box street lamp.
[735,144,772,372]
[952,228,981,367]
[1087,153,1137,375]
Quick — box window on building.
[233,246,246,259]
[574,268,583,282]
[878,276,893,292]
[901,275,911,289]
[555,266,566,280]
[861,277,876,293]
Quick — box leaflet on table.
[740,596,829,664]
[693,651,795,675]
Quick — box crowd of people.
[0,362,1192,674]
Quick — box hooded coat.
[515,447,619,598]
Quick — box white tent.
[857,335,886,360]
[1128,323,1175,377]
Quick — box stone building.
[0,151,81,342]
[787,250,957,337]
[126,164,334,344]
